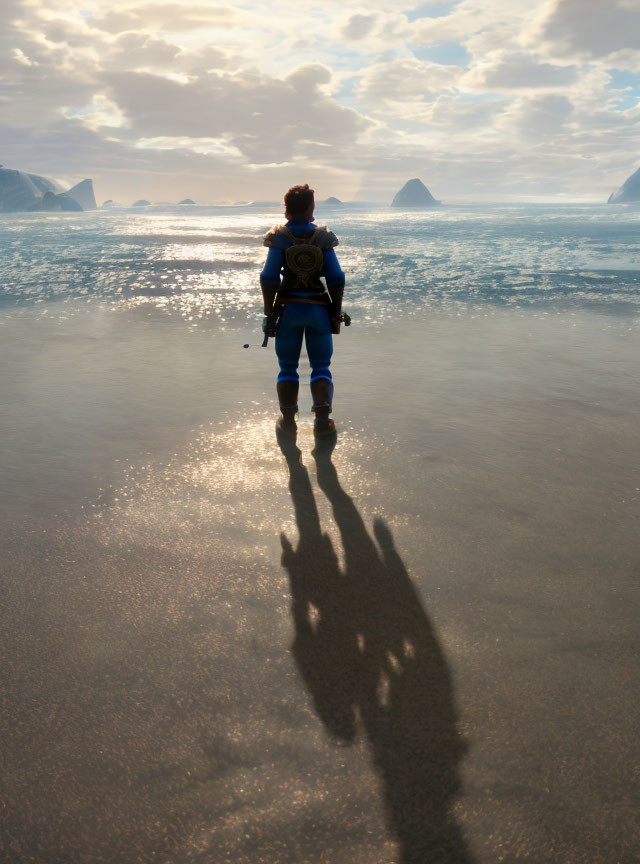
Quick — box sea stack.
[66,179,97,210]
[608,167,640,203]
[391,178,441,208]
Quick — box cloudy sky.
[1,0,639,203]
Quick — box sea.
[1,202,640,324]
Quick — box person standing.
[260,184,347,438]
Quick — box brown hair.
[284,184,314,216]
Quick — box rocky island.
[0,166,97,212]
[391,178,441,208]
[608,167,640,203]
[29,191,82,212]
[322,196,344,206]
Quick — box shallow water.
[1,208,639,863]
[2,204,640,322]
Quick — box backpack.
[280,226,325,287]
[263,224,339,291]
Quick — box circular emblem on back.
[285,244,324,283]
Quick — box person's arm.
[322,248,345,318]
[260,247,283,314]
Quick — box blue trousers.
[275,302,333,384]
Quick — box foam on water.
[1,204,639,323]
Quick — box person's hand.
[262,315,278,337]
[330,312,350,334]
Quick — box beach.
[1,294,638,863]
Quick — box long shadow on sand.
[278,432,474,864]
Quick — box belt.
[278,296,328,307]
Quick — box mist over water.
[1,204,640,323]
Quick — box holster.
[261,282,279,315]
[327,283,344,334]
[327,283,344,317]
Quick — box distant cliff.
[608,167,640,203]
[0,166,97,212]
[0,167,62,212]
[391,178,441,208]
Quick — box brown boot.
[310,378,336,437]
[276,380,299,438]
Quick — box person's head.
[284,184,315,222]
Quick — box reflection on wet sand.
[278,431,474,864]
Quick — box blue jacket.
[260,219,345,290]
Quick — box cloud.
[102,64,372,163]
[0,118,370,203]
[2,0,26,25]
[411,0,496,44]
[425,94,508,132]
[104,33,183,69]
[0,61,97,128]
[342,14,377,40]
[176,45,229,75]
[93,3,245,34]
[464,52,577,90]
[358,57,460,105]
[0,118,241,196]
[529,0,640,60]
[64,93,127,130]
[334,10,410,53]
[500,92,574,139]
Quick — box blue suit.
[260,219,345,386]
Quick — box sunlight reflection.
[90,410,396,569]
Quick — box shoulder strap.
[271,225,336,248]
[278,225,299,243]
[279,225,322,245]
[312,226,339,249]
[263,225,282,248]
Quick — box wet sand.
[1,305,638,863]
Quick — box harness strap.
[279,226,323,245]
